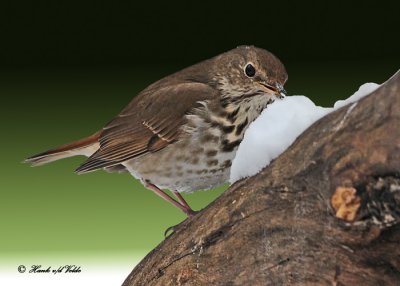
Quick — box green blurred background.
[0,1,399,261]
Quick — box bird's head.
[210,45,288,113]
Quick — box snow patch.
[230,82,380,183]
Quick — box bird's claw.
[164,210,199,237]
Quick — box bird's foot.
[164,209,199,237]
[164,224,179,237]
[183,208,198,218]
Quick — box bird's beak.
[277,85,287,98]
[257,81,287,98]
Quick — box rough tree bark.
[123,71,400,286]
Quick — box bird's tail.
[25,131,101,167]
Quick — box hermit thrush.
[26,46,288,217]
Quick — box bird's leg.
[172,190,197,217]
[163,191,198,237]
[144,181,196,217]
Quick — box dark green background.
[1,1,399,258]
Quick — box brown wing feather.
[75,82,216,174]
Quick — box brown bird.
[25,46,288,217]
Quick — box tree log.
[123,71,400,286]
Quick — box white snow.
[333,82,380,109]
[230,82,380,183]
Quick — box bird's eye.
[244,64,256,77]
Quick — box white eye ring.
[244,63,256,77]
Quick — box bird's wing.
[75,82,216,173]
